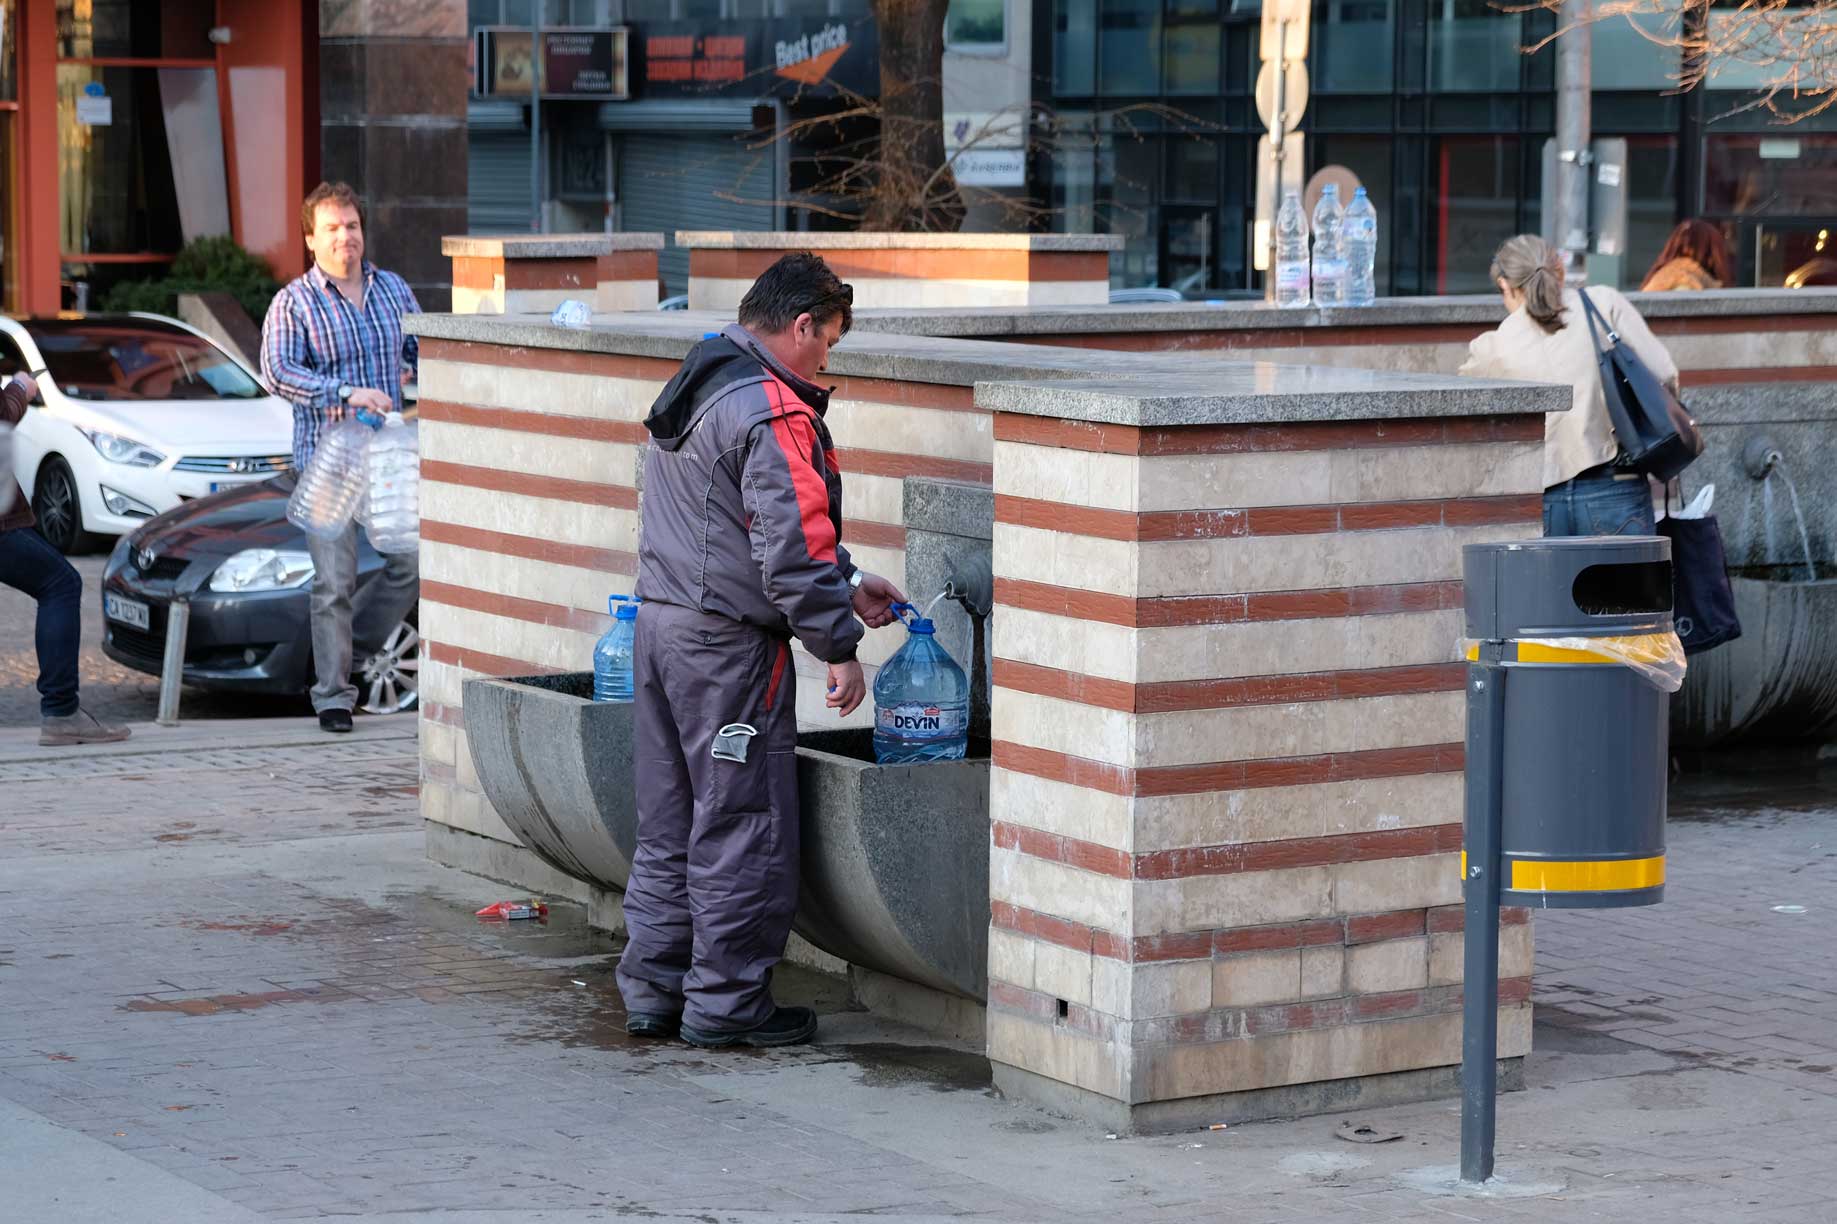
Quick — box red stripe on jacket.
[764,377,840,565]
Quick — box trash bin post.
[156,599,189,727]
[1460,638,1507,1185]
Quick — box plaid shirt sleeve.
[259,285,339,411]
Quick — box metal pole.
[530,4,544,233]
[1554,0,1592,272]
[1459,640,1507,1184]
[156,601,190,727]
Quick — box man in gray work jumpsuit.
[618,254,904,1048]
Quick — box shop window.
[1433,135,1520,291]
[1427,0,1521,93]
[56,0,215,60]
[1619,136,1679,287]
[1314,0,1394,94]
[1054,0,1097,94]
[947,0,1006,53]
[1099,0,1161,95]
[1704,135,1837,218]
[58,65,229,257]
[1163,19,1220,94]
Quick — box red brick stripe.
[421,699,465,728]
[991,412,1544,456]
[422,580,606,635]
[424,639,557,678]
[421,459,639,510]
[838,448,993,484]
[1683,364,1837,386]
[990,900,1129,961]
[419,398,650,445]
[1429,904,1531,932]
[993,659,1467,713]
[993,740,1465,799]
[994,493,1540,541]
[995,577,1465,628]
[690,246,1108,283]
[1346,909,1429,945]
[1135,823,1463,881]
[992,821,1132,879]
[422,519,638,575]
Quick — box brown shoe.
[39,708,132,747]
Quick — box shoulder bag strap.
[1577,286,1620,349]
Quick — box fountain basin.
[1672,576,1837,747]
[462,674,991,1000]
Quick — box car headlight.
[209,549,315,593]
[81,429,166,468]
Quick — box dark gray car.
[99,474,418,713]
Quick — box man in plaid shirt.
[260,182,421,734]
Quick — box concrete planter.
[463,675,991,1001]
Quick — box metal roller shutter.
[619,133,775,296]
[468,130,537,235]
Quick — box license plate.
[105,593,150,631]
[210,482,222,493]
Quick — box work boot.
[39,708,132,747]
[624,1012,679,1039]
[681,1006,817,1049]
[319,708,354,734]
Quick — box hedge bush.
[100,236,280,326]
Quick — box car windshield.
[26,318,266,402]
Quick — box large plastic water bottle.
[1343,187,1378,306]
[872,603,969,764]
[364,412,420,555]
[1274,191,1310,309]
[1311,184,1347,307]
[286,419,371,539]
[593,595,639,702]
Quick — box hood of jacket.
[642,324,832,452]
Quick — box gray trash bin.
[1464,536,1675,910]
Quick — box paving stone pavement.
[3,718,1836,1222]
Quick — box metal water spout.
[1743,435,1783,481]
[942,553,993,745]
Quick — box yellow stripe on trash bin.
[1510,856,1665,892]
[1458,853,1666,892]
[1513,642,1620,665]
[1463,635,1679,666]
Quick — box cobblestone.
[3,725,1837,1220]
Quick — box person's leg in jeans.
[0,526,128,744]
[304,524,359,712]
[0,526,80,715]
[351,545,418,657]
[1543,482,1579,536]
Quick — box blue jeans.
[0,526,82,717]
[1543,471,1656,538]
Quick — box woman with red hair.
[1642,220,1734,291]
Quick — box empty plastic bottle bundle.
[1274,190,1310,309]
[593,595,640,703]
[363,411,420,555]
[872,602,969,764]
[1311,183,1347,307]
[1343,187,1378,306]
[286,419,372,539]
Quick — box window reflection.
[56,0,215,60]
[1099,0,1160,95]
[1315,0,1394,93]
[1435,136,1519,291]
[1428,0,1521,92]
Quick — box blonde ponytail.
[1489,234,1567,334]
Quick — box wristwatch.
[848,569,866,592]
[337,383,355,404]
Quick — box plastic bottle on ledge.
[1311,184,1347,307]
[872,602,968,764]
[364,412,420,555]
[1343,187,1378,306]
[287,419,371,539]
[594,595,640,703]
[1274,190,1310,309]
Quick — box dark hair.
[1645,219,1733,288]
[300,182,364,238]
[737,253,853,336]
[1489,234,1567,335]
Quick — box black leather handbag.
[1657,492,1742,656]
[1579,288,1703,482]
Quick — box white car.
[0,313,293,553]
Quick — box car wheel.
[32,456,100,555]
[355,614,419,715]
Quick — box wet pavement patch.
[839,1042,995,1093]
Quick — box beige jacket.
[1459,286,1680,488]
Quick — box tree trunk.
[865,0,963,231]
